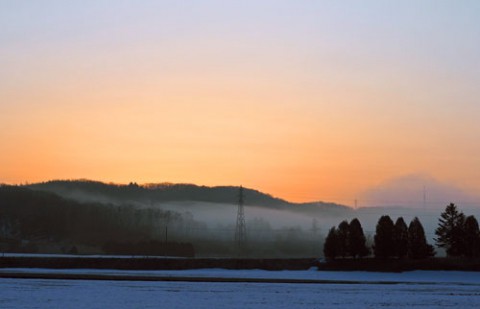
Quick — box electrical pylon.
[234,186,246,248]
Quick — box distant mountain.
[25,180,351,216]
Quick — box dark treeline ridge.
[25,180,350,214]
[28,180,289,208]
[0,185,196,256]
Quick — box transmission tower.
[234,186,246,247]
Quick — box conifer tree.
[463,215,480,258]
[337,220,350,258]
[324,227,338,259]
[435,203,465,256]
[374,215,395,258]
[393,217,408,258]
[408,217,435,259]
[348,218,369,258]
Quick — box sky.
[1,1,480,205]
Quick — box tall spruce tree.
[393,217,408,258]
[408,217,435,259]
[435,203,465,256]
[324,227,338,259]
[374,215,395,258]
[348,218,369,258]
[337,220,350,258]
[463,215,480,257]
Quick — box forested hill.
[0,185,190,246]
[25,180,350,214]
[1,182,350,256]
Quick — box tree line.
[324,203,480,259]
[0,185,197,251]
[324,216,434,259]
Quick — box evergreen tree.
[463,215,480,258]
[324,227,338,259]
[435,203,465,256]
[374,215,395,258]
[408,217,435,259]
[348,218,369,258]
[393,217,408,258]
[337,220,350,258]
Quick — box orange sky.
[1,2,480,204]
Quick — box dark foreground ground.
[1,255,480,272]
[0,271,367,284]
[0,256,315,271]
[318,257,480,272]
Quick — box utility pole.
[234,186,246,249]
[423,185,427,210]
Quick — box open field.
[1,269,480,308]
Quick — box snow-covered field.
[1,268,480,308]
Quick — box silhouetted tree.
[348,218,369,258]
[337,220,349,258]
[463,215,480,258]
[393,217,408,258]
[408,217,435,259]
[435,203,465,256]
[374,215,395,258]
[324,227,338,259]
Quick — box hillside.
[25,180,351,216]
[0,183,347,257]
[0,185,193,253]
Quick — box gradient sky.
[1,1,480,204]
